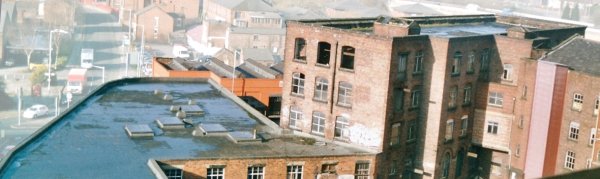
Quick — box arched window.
[317,42,331,65]
[341,46,355,70]
[442,152,451,178]
[294,38,306,60]
[456,149,465,177]
[314,77,328,101]
[291,73,305,95]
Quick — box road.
[0,5,135,157]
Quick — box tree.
[29,65,49,85]
[19,29,38,66]
[562,5,572,20]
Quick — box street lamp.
[48,29,69,93]
[133,23,145,77]
[92,65,105,84]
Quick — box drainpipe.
[591,95,599,167]
[329,42,339,114]
[508,97,516,176]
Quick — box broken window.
[294,38,306,61]
[321,163,337,174]
[334,116,349,138]
[291,73,305,95]
[313,77,328,102]
[340,46,355,70]
[317,42,331,65]
[390,123,401,146]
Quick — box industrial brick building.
[280,14,589,179]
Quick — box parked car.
[22,104,49,119]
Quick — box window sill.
[310,132,325,137]
[459,135,468,139]
[290,93,305,98]
[568,138,578,142]
[293,58,307,64]
[339,68,355,73]
[313,98,328,103]
[571,107,582,112]
[488,104,503,108]
[412,72,423,76]
[451,73,460,77]
[462,103,472,107]
[336,103,352,109]
[406,139,416,144]
[315,63,330,68]
[466,71,475,75]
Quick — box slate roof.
[236,58,280,79]
[541,36,600,76]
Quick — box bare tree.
[20,29,38,66]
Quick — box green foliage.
[56,56,68,70]
[29,65,48,85]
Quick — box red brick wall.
[160,155,377,179]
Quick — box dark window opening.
[317,42,331,65]
[340,46,355,70]
[294,38,306,61]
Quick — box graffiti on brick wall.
[347,123,381,148]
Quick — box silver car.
[22,104,49,119]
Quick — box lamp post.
[48,29,69,93]
[134,23,145,77]
[93,65,105,84]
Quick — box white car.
[22,104,49,119]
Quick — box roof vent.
[193,123,228,136]
[178,105,205,116]
[155,117,185,129]
[125,124,154,138]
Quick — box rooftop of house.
[541,35,600,76]
[0,79,373,178]
[290,15,586,38]
[214,0,276,12]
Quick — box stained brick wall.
[161,155,377,179]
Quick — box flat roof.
[419,22,510,37]
[0,80,372,178]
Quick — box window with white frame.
[407,120,417,142]
[467,51,475,73]
[595,97,599,116]
[247,166,264,179]
[164,168,183,179]
[414,51,424,74]
[488,92,503,106]
[449,86,458,108]
[390,123,401,146]
[289,106,302,129]
[398,53,408,79]
[463,84,472,105]
[451,52,462,75]
[394,89,404,111]
[411,89,421,108]
[207,167,224,179]
[502,64,513,81]
[487,121,499,134]
[314,77,328,101]
[311,112,325,135]
[573,93,583,111]
[590,128,597,146]
[287,165,303,179]
[445,120,454,141]
[570,122,580,140]
[291,73,305,95]
[460,116,468,137]
[334,116,350,138]
[355,162,370,179]
[337,82,352,107]
[565,151,575,169]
